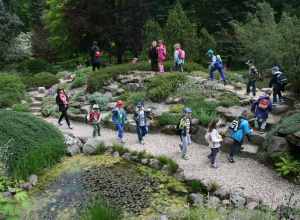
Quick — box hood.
[274,71,282,75]
[259,94,270,99]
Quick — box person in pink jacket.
[157,40,166,73]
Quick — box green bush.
[286,66,300,93]
[168,158,179,173]
[71,77,86,88]
[89,92,109,111]
[21,73,60,89]
[216,92,239,103]
[0,110,66,180]
[13,104,30,112]
[72,91,84,101]
[113,91,132,102]
[0,91,24,107]
[219,100,234,107]
[18,58,49,75]
[158,112,181,126]
[158,156,169,167]
[169,105,184,113]
[190,180,202,193]
[128,92,147,105]
[25,97,32,103]
[56,72,67,79]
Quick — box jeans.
[59,110,70,126]
[151,59,158,72]
[92,122,100,137]
[273,89,282,103]
[174,63,183,72]
[246,79,256,96]
[137,125,148,142]
[210,148,220,165]
[116,124,123,139]
[92,62,101,71]
[210,64,226,82]
[230,138,244,158]
[180,134,191,157]
[256,117,267,129]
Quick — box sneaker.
[120,138,125,143]
[140,140,145,145]
[272,102,277,106]
[68,126,73,129]
[210,164,219,168]
[280,99,284,103]
[237,147,244,151]
[244,93,250,96]
[179,144,183,151]
[254,120,259,129]
[260,129,264,134]
[228,157,235,163]
[182,156,189,160]
[224,81,227,86]
[207,154,212,161]
[58,121,63,126]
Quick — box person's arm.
[123,109,129,121]
[133,112,138,122]
[179,118,186,129]
[149,47,151,59]
[251,99,259,112]
[174,50,179,63]
[90,47,93,57]
[269,77,274,88]
[210,129,222,143]
[268,101,274,112]
[243,121,253,134]
[209,56,216,67]
[56,95,63,105]
[97,113,101,123]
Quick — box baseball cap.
[205,50,213,55]
[269,66,279,71]
[137,102,143,107]
[93,104,99,109]
[184,108,192,113]
[245,59,254,64]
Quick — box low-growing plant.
[112,144,130,155]
[219,100,234,107]
[25,97,32,103]
[168,158,179,173]
[70,107,81,114]
[276,154,300,177]
[71,77,86,88]
[0,91,24,107]
[158,112,181,126]
[56,72,67,79]
[21,73,60,89]
[94,142,107,155]
[13,104,30,112]
[207,181,220,193]
[0,176,13,192]
[158,156,169,168]
[18,58,49,75]
[138,150,146,159]
[131,150,139,156]
[72,91,84,102]
[104,115,112,123]
[128,92,147,105]
[89,92,109,111]
[113,91,132,102]
[190,180,202,193]
[169,105,184,113]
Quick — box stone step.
[31,101,42,107]
[34,94,45,101]
[30,107,42,113]
[30,112,41,117]
[235,144,259,160]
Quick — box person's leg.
[137,126,142,142]
[278,90,283,102]
[179,64,183,72]
[142,125,148,138]
[92,122,97,137]
[209,66,217,79]
[96,62,100,70]
[246,80,251,94]
[64,110,70,126]
[174,63,178,72]
[230,139,240,158]
[217,66,226,82]
[252,80,256,96]
[58,111,65,123]
[211,148,218,165]
[273,90,278,103]
[151,59,155,71]
[261,118,267,130]
[92,63,96,71]
[181,135,188,157]
[97,123,101,136]
[116,124,123,139]
[154,59,159,72]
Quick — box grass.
[25,97,32,103]
[94,142,107,155]
[72,91,84,102]
[138,150,146,159]
[70,107,81,114]
[157,156,179,173]
[169,105,184,113]
[207,181,220,193]
[104,115,112,123]
[13,104,30,112]
[190,180,202,193]
[112,143,130,155]
[219,100,235,107]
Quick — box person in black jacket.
[90,41,101,71]
[149,41,158,72]
[56,88,72,129]
[268,66,285,105]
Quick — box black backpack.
[277,73,288,87]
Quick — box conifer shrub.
[88,92,110,111]
[13,104,30,112]
[0,74,25,107]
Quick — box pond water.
[22,154,189,219]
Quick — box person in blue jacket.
[251,89,273,134]
[228,110,253,163]
[174,43,184,72]
[112,100,129,143]
[206,50,227,86]
[268,66,286,105]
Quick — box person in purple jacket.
[251,89,273,134]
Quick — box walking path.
[44,117,300,209]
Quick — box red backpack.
[95,51,100,58]
[178,49,185,60]
[258,98,270,111]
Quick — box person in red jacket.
[87,104,101,138]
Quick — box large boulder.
[203,80,218,90]
[214,187,230,200]
[220,137,234,153]
[68,113,87,123]
[248,131,266,146]
[80,105,91,114]
[161,165,172,175]
[174,168,185,182]
[116,88,125,95]
[149,159,159,169]
[191,125,207,145]
[234,82,243,90]
[67,145,80,156]
[217,106,252,122]
[286,132,300,147]
[271,105,290,115]
[29,174,38,186]
[189,193,204,206]
[230,193,246,208]
[64,134,78,146]
[105,92,113,100]
[206,196,220,208]
[78,95,87,102]
[38,87,46,93]
[107,84,118,92]
[83,139,100,155]
[267,136,289,154]
[161,125,177,135]
[128,83,139,92]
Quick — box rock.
[105,92,113,100]
[230,193,246,208]
[161,125,177,135]
[122,153,132,160]
[165,97,174,104]
[174,168,185,182]
[78,136,88,144]
[78,95,87,102]
[116,88,125,95]
[218,207,228,213]
[149,159,159,169]
[286,132,300,147]
[214,187,230,200]
[113,151,120,158]
[189,193,204,206]
[38,87,46,93]
[157,215,168,220]
[80,105,91,114]
[28,174,38,186]
[117,75,125,81]
[161,165,172,175]
[222,200,231,207]
[104,147,114,156]
[204,98,218,103]
[267,136,289,154]
[128,83,139,92]
[203,80,218,90]
[67,145,80,156]
[192,119,200,125]
[7,187,17,194]
[173,98,180,103]
[108,102,116,110]
[206,196,220,208]
[248,131,266,146]
[145,217,155,220]
[83,139,100,155]
[68,113,87,123]
[139,85,148,93]
[272,105,290,115]
[238,99,251,106]
[107,85,118,92]
[217,106,249,122]
[247,202,258,210]
[162,209,185,217]
[2,192,13,200]
[22,182,32,190]
[191,125,207,145]
[64,134,78,146]
[141,158,148,165]
[21,100,28,105]
[125,121,138,133]
[132,76,141,83]
[131,156,139,162]
[234,82,243,90]
[228,210,262,220]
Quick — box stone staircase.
[29,90,47,116]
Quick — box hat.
[269,66,279,71]
[93,104,99,109]
[205,50,213,55]
[137,102,143,107]
[184,108,192,113]
[133,58,138,61]
[117,100,124,105]
[245,59,254,64]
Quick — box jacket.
[251,94,273,119]
[112,108,128,124]
[149,47,158,59]
[248,66,259,80]
[174,50,184,65]
[89,110,101,123]
[158,45,166,61]
[179,115,192,136]
[56,93,69,112]
[209,129,222,148]
[90,46,102,64]
[230,117,253,142]
[269,71,285,90]
[209,54,222,67]
[134,108,152,126]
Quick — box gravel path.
[44,117,300,209]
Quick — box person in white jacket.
[207,118,223,168]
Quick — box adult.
[245,59,259,97]
[56,87,72,129]
[174,43,184,72]
[90,41,101,71]
[149,41,158,72]
[268,66,286,105]
[206,50,227,86]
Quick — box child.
[178,108,192,160]
[268,66,287,105]
[228,110,253,163]
[87,104,101,138]
[112,100,129,143]
[157,40,166,74]
[251,89,273,134]
[133,102,152,145]
[174,43,184,72]
[149,41,158,72]
[206,50,227,86]
[244,59,259,97]
[56,87,72,129]
[84,57,90,67]
[207,118,223,168]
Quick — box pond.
[22,154,189,219]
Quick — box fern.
[275,154,300,176]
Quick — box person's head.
[265,89,272,96]
[137,102,143,110]
[241,110,249,118]
[245,59,254,67]
[206,50,213,58]
[117,100,124,108]
[57,87,65,94]
[152,41,157,47]
[158,40,163,46]
[93,41,97,46]
[208,118,222,132]
[93,104,99,111]
[183,107,192,117]
[269,66,279,74]
[174,43,180,50]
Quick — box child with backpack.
[174,43,185,72]
[133,102,152,145]
[206,118,223,168]
[112,100,129,143]
[158,40,166,74]
[268,66,288,106]
[177,108,192,160]
[87,104,101,138]
[244,59,259,97]
[251,89,273,134]
[206,50,227,86]
[228,110,253,163]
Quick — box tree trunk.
[116,41,123,64]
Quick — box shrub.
[25,97,32,103]
[72,91,84,102]
[158,156,169,168]
[190,180,202,193]
[286,66,300,93]
[13,104,30,112]
[128,92,147,105]
[219,100,234,107]
[0,74,26,93]
[56,72,67,79]
[0,110,66,180]
[0,91,24,107]
[158,112,181,126]
[71,77,85,88]
[216,92,239,104]
[18,58,49,75]
[21,73,60,89]
[89,92,109,111]
[169,105,184,113]
[113,91,132,102]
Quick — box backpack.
[205,130,212,144]
[229,119,240,132]
[258,98,270,111]
[175,120,183,135]
[216,55,222,63]
[95,51,100,58]
[178,49,185,60]
[277,73,288,87]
